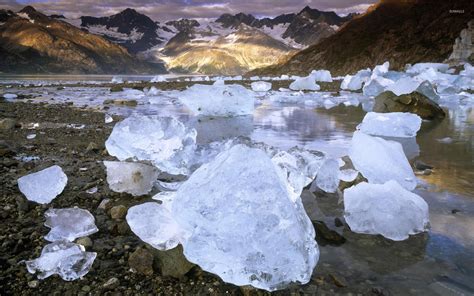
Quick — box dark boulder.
[374,91,445,120]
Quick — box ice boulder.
[26,241,96,281]
[371,61,390,78]
[180,84,255,116]
[44,208,98,242]
[344,180,429,241]
[310,70,333,82]
[289,76,320,91]
[363,76,394,97]
[406,63,449,75]
[358,112,422,138]
[104,161,159,196]
[349,131,417,190]
[341,69,371,90]
[105,115,197,176]
[251,81,272,92]
[172,145,319,291]
[18,165,68,204]
[127,201,184,251]
[313,158,340,193]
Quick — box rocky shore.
[0,99,388,295]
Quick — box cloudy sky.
[0,0,378,20]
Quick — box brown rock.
[110,205,127,220]
[374,91,445,120]
[0,118,17,130]
[153,245,195,278]
[129,248,154,275]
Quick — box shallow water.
[2,79,474,294]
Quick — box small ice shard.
[44,208,98,242]
[104,161,159,196]
[147,86,160,96]
[344,180,429,241]
[310,70,333,82]
[3,93,17,99]
[127,201,184,251]
[437,137,453,144]
[349,131,417,190]
[289,76,320,91]
[18,165,68,204]
[105,115,197,176]
[339,169,358,182]
[111,76,123,84]
[341,69,371,90]
[25,241,97,281]
[26,133,36,139]
[180,84,255,116]
[314,159,340,193]
[151,75,167,82]
[251,81,272,92]
[104,114,113,124]
[357,112,422,138]
[156,180,183,192]
[172,145,319,291]
[86,187,97,194]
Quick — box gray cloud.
[0,0,378,21]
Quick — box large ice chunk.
[172,145,319,291]
[104,161,159,196]
[127,201,184,251]
[105,115,197,176]
[362,76,394,97]
[310,70,333,82]
[406,63,449,75]
[344,180,429,241]
[385,77,421,96]
[358,112,422,138]
[289,76,320,91]
[179,84,255,116]
[349,131,417,190]
[18,165,67,204]
[251,81,272,92]
[341,69,371,90]
[313,158,340,193]
[44,208,98,242]
[26,241,96,281]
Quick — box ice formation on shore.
[105,115,197,176]
[344,180,429,241]
[251,81,272,92]
[349,131,417,190]
[358,112,422,138]
[18,165,67,204]
[104,161,159,196]
[44,208,98,242]
[26,241,97,281]
[310,70,333,82]
[289,76,320,91]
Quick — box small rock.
[0,118,17,130]
[103,277,119,290]
[334,217,344,227]
[86,142,99,153]
[28,280,39,288]
[452,209,461,214]
[110,86,124,92]
[129,248,154,275]
[98,198,111,210]
[329,274,347,287]
[414,160,433,171]
[81,285,91,292]
[76,237,93,248]
[153,245,195,278]
[313,220,346,246]
[110,205,127,220]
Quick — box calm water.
[2,79,473,294]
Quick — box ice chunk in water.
[310,70,333,82]
[127,201,184,251]
[358,112,422,138]
[362,76,394,97]
[344,180,429,241]
[341,69,371,90]
[105,115,197,176]
[251,81,272,92]
[104,161,159,196]
[26,241,96,281]
[314,159,340,193]
[111,76,123,83]
[180,84,255,116]
[18,165,67,204]
[44,208,98,242]
[3,93,17,99]
[371,61,390,78]
[406,63,449,75]
[172,145,319,291]
[289,76,320,91]
[385,77,421,96]
[349,131,417,190]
